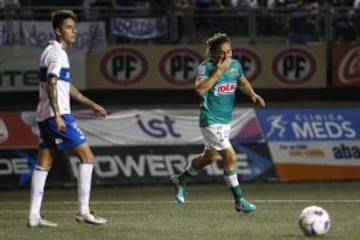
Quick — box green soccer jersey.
[197,58,244,127]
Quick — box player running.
[170,32,265,213]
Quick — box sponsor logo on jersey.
[198,66,206,75]
[230,68,238,76]
[214,82,236,96]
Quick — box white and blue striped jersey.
[36,40,71,122]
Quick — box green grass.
[1,181,360,240]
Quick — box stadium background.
[0,3,359,188]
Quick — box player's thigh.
[202,148,219,164]
[37,148,54,168]
[72,142,95,163]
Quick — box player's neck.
[56,38,69,49]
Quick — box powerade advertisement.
[0,108,275,188]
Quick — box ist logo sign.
[272,48,316,85]
[100,48,149,86]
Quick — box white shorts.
[200,124,232,151]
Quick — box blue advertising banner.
[256,108,360,180]
[111,16,167,39]
[0,149,71,188]
[256,109,360,141]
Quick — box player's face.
[56,18,77,47]
[214,42,232,62]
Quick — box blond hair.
[205,32,231,57]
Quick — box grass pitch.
[1,181,360,240]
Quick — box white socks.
[77,163,94,215]
[224,173,239,187]
[28,162,95,219]
[29,165,49,220]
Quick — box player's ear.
[55,28,61,37]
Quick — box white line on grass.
[1,199,360,205]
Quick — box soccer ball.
[298,205,331,236]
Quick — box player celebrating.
[170,32,265,213]
[27,10,107,227]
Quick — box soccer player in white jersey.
[170,32,265,213]
[27,10,108,227]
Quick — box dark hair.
[205,32,231,57]
[52,10,77,29]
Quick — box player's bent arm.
[238,76,266,107]
[195,70,222,96]
[70,84,107,118]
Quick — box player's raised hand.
[216,51,230,73]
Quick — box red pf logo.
[214,82,236,96]
[338,47,360,84]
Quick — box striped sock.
[224,170,243,202]
[178,161,199,184]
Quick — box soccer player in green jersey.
[170,32,265,213]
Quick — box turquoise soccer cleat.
[169,175,185,204]
[235,198,256,213]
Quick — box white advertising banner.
[268,141,360,165]
[0,46,86,91]
[0,20,21,46]
[19,108,262,147]
[76,108,261,146]
[21,21,107,51]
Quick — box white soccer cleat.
[75,211,108,225]
[27,217,58,228]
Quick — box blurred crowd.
[0,0,359,43]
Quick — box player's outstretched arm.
[70,84,107,118]
[238,77,265,107]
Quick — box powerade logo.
[136,114,181,138]
[214,82,236,96]
[333,144,360,160]
[257,109,359,141]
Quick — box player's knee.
[224,154,236,168]
[37,159,53,169]
[81,155,95,163]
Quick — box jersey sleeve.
[233,59,244,80]
[196,61,211,80]
[46,51,65,79]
